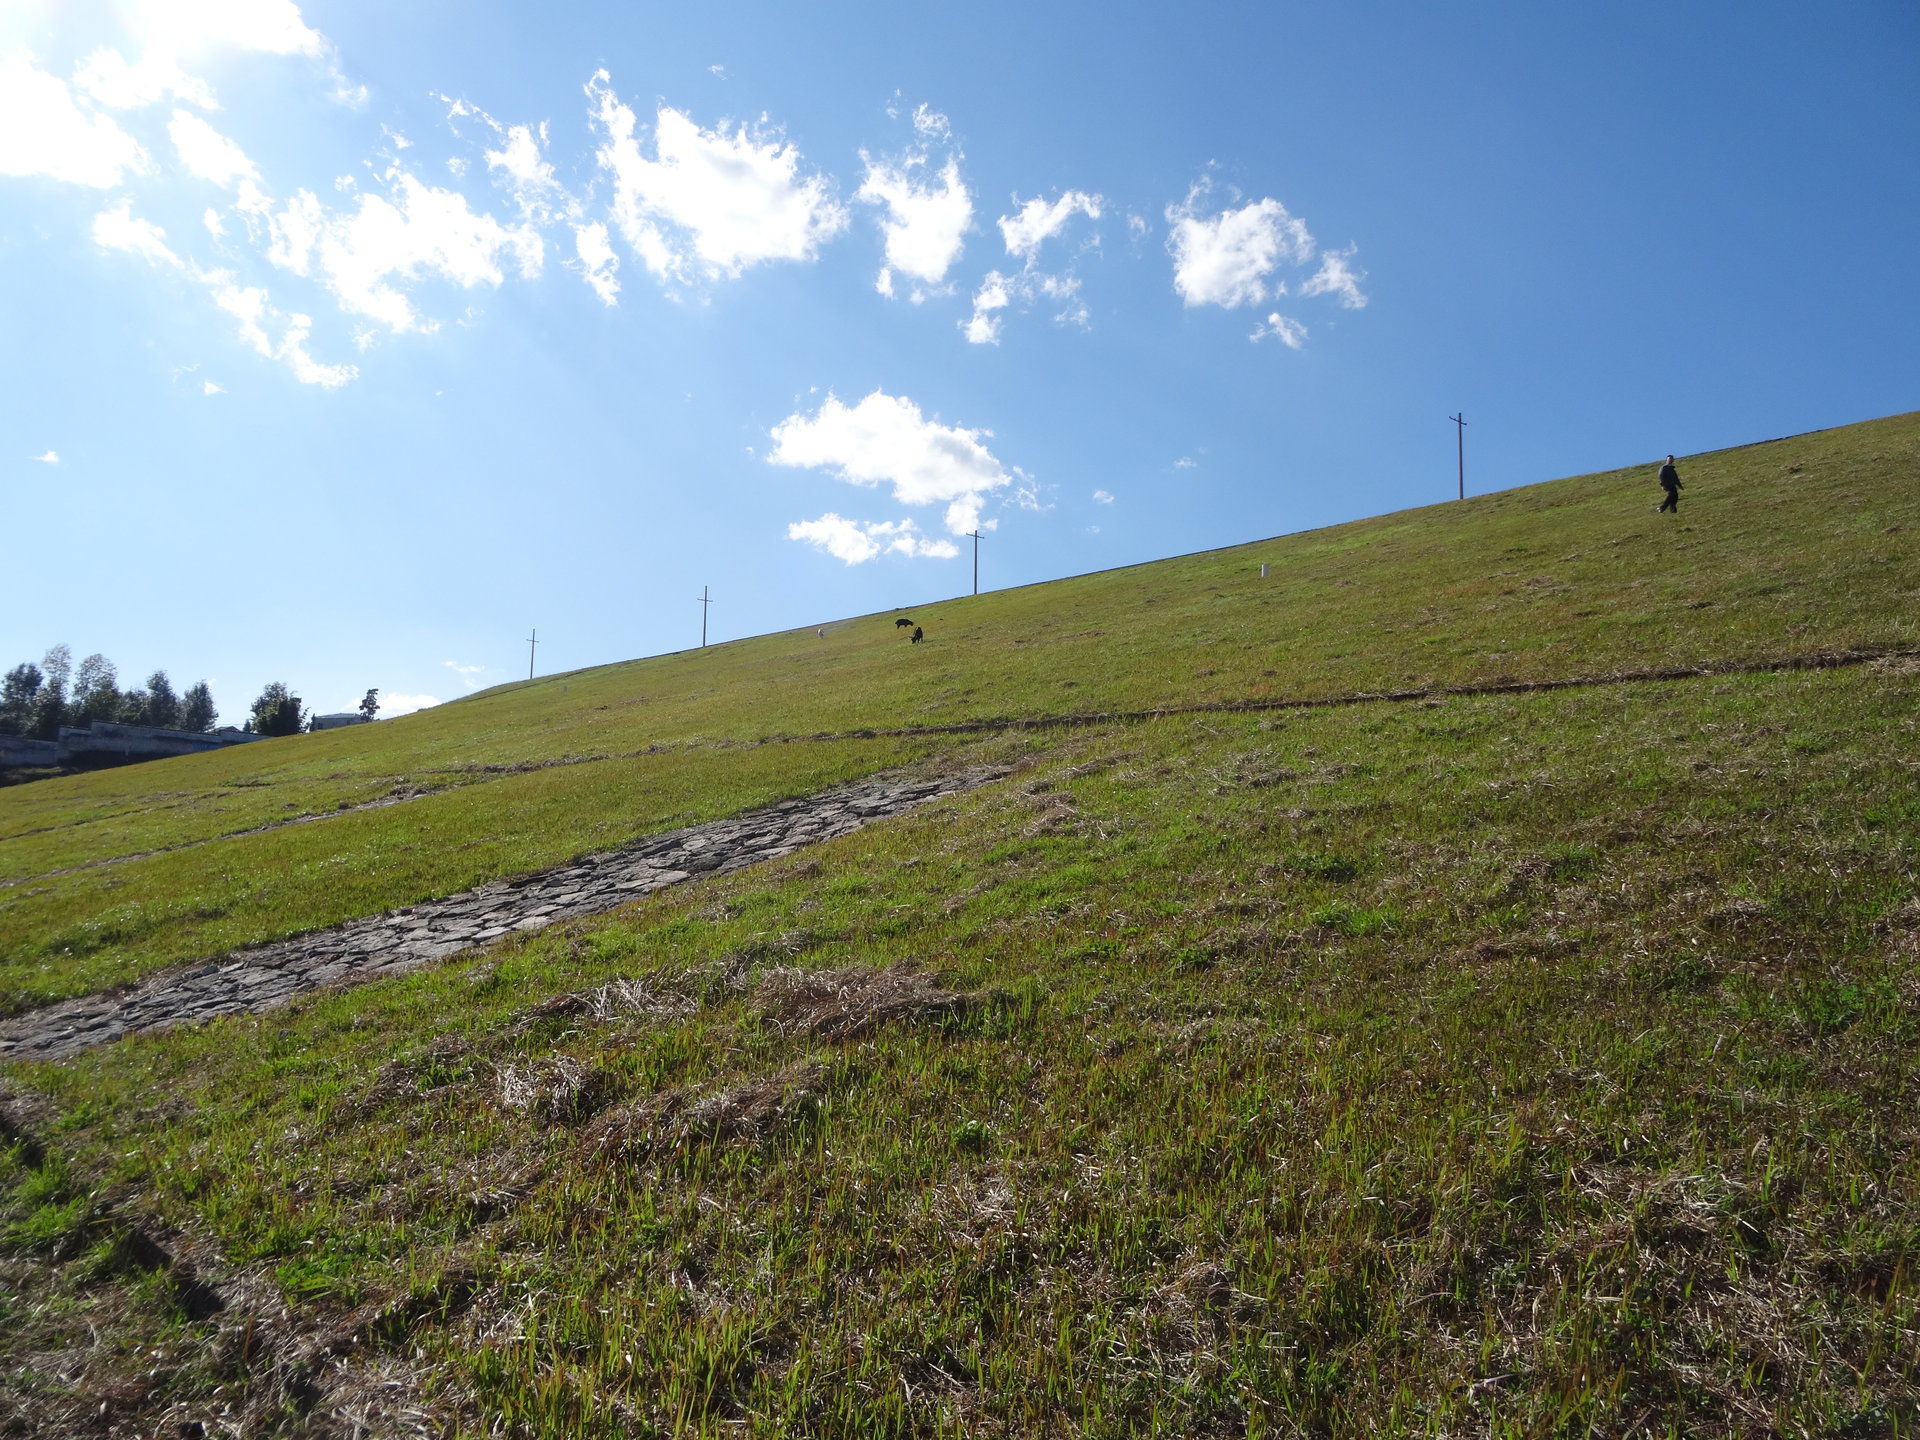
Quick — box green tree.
[27,681,66,739]
[70,653,121,726]
[144,671,180,729]
[0,663,42,735]
[40,644,70,691]
[249,681,305,737]
[180,681,217,734]
[358,687,380,722]
[28,645,71,739]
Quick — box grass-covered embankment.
[7,661,1920,1435]
[1,409,1918,1435]
[1,411,1915,1016]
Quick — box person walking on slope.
[1657,454,1684,512]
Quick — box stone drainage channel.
[0,765,1008,1063]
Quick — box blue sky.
[3,0,1915,721]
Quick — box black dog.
[911,626,924,644]
[895,616,914,628]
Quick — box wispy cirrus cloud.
[91,197,351,387]
[30,450,60,465]
[205,275,357,387]
[964,187,1102,344]
[1250,312,1306,347]
[1300,244,1368,308]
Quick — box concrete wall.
[0,722,263,769]
[0,734,63,768]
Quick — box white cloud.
[31,451,59,464]
[263,173,542,333]
[1093,488,1114,504]
[92,200,184,268]
[378,692,441,716]
[770,390,1016,536]
[587,73,847,285]
[207,276,357,387]
[859,153,970,293]
[203,379,224,395]
[121,0,363,111]
[572,221,620,305]
[442,660,485,687]
[959,189,1102,344]
[1166,181,1312,309]
[911,104,951,141]
[787,513,958,565]
[963,271,1011,344]
[1250,312,1306,348]
[89,191,362,387]
[123,0,328,59]
[203,207,226,237]
[709,64,727,78]
[73,48,218,110]
[1173,457,1197,470]
[1300,244,1368,309]
[169,109,258,187]
[484,122,563,222]
[999,189,1101,261]
[0,54,148,188]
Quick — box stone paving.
[0,765,1004,1062]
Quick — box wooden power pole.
[1449,413,1467,500]
[966,531,983,596]
[697,586,712,648]
[525,628,538,680]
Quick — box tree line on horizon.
[1,645,218,739]
[0,646,370,741]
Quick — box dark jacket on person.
[1658,462,1682,491]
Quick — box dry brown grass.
[581,1060,825,1161]
[751,962,970,1042]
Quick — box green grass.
[3,410,1919,1436]
[3,411,1916,1014]
[9,668,1919,1434]
[0,736,942,1015]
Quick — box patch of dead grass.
[752,962,970,1042]
[581,1060,825,1160]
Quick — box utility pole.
[966,530,983,596]
[525,628,538,680]
[1449,413,1467,500]
[697,586,712,647]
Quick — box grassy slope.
[2,411,1918,1436]
[2,412,1915,1013]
